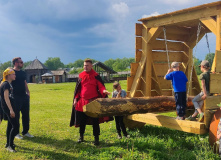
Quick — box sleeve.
[112,92,115,98]
[199,73,204,80]
[165,72,173,80]
[2,83,10,92]
[97,79,106,98]
[121,90,127,98]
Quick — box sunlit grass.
[0,81,219,159]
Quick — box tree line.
[0,53,215,78]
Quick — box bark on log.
[83,96,194,118]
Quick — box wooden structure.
[125,1,221,136]
[25,59,49,83]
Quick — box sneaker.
[15,134,23,140]
[117,135,122,139]
[198,113,204,122]
[6,146,16,153]
[186,116,197,121]
[176,116,184,120]
[23,132,34,138]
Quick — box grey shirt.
[112,89,127,98]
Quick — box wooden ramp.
[127,113,207,135]
[83,96,194,118]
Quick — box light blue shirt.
[112,89,126,98]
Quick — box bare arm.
[201,80,207,100]
[4,90,15,118]
[25,80,30,96]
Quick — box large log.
[83,96,194,118]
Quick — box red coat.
[70,69,113,127]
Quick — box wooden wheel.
[209,109,221,153]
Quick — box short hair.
[84,59,92,64]
[113,82,120,89]
[12,57,21,65]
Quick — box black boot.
[94,136,99,146]
[77,134,84,143]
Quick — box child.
[112,82,129,139]
[164,62,188,120]
[186,60,210,122]
[0,68,18,152]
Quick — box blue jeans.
[175,92,186,117]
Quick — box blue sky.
[0,0,218,64]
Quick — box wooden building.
[51,70,68,83]
[25,59,48,83]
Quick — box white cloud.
[142,12,160,18]
[159,0,193,5]
[112,2,129,17]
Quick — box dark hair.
[113,82,120,89]
[84,59,93,64]
[12,57,21,65]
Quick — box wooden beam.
[204,95,221,110]
[152,40,188,51]
[142,6,219,28]
[127,113,207,134]
[135,50,142,62]
[152,51,188,63]
[216,12,221,50]
[200,17,217,35]
[135,37,142,50]
[130,63,139,76]
[146,44,152,96]
[83,96,195,118]
[210,73,221,94]
[135,23,143,36]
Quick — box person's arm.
[25,80,30,96]
[4,89,15,118]
[116,90,122,98]
[201,79,207,100]
[97,80,110,97]
[164,68,173,80]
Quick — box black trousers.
[174,92,186,117]
[79,112,100,137]
[14,95,30,135]
[2,107,19,146]
[115,116,127,136]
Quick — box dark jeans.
[79,112,100,137]
[14,95,30,135]
[115,116,127,136]
[2,107,19,147]
[174,92,186,117]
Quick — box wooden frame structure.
[126,1,221,134]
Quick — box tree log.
[83,96,194,118]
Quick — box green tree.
[0,61,12,78]
[44,57,64,70]
[104,59,116,70]
[193,57,201,75]
[205,53,215,67]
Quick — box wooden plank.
[161,90,173,96]
[135,37,142,50]
[135,23,143,36]
[127,76,134,94]
[152,40,188,51]
[142,6,219,28]
[210,73,221,94]
[154,63,170,76]
[216,12,221,50]
[157,33,189,42]
[157,77,172,89]
[216,50,221,72]
[204,110,217,129]
[204,95,221,110]
[130,63,139,76]
[135,50,142,62]
[83,96,195,118]
[146,44,152,96]
[127,113,207,134]
[152,51,188,63]
[201,17,217,35]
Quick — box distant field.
[0,81,219,159]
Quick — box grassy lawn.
[0,80,219,159]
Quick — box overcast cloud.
[0,0,218,64]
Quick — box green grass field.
[0,81,220,159]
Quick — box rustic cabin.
[25,59,49,83]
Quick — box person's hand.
[103,90,111,95]
[27,92,30,97]
[73,99,77,107]
[201,95,207,100]
[218,133,221,139]
[10,110,15,118]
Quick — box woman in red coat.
[70,59,113,145]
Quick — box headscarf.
[2,68,15,82]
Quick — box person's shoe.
[176,116,184,120]
[5,143,16,149]
[198,113,204,122]
[15,134,23,140]
[23,132,34,138]
[6,146,16,153]
[186,116,197,121]
[94,136,99,146]
[117,134,122,139]
[77,135,84,143]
